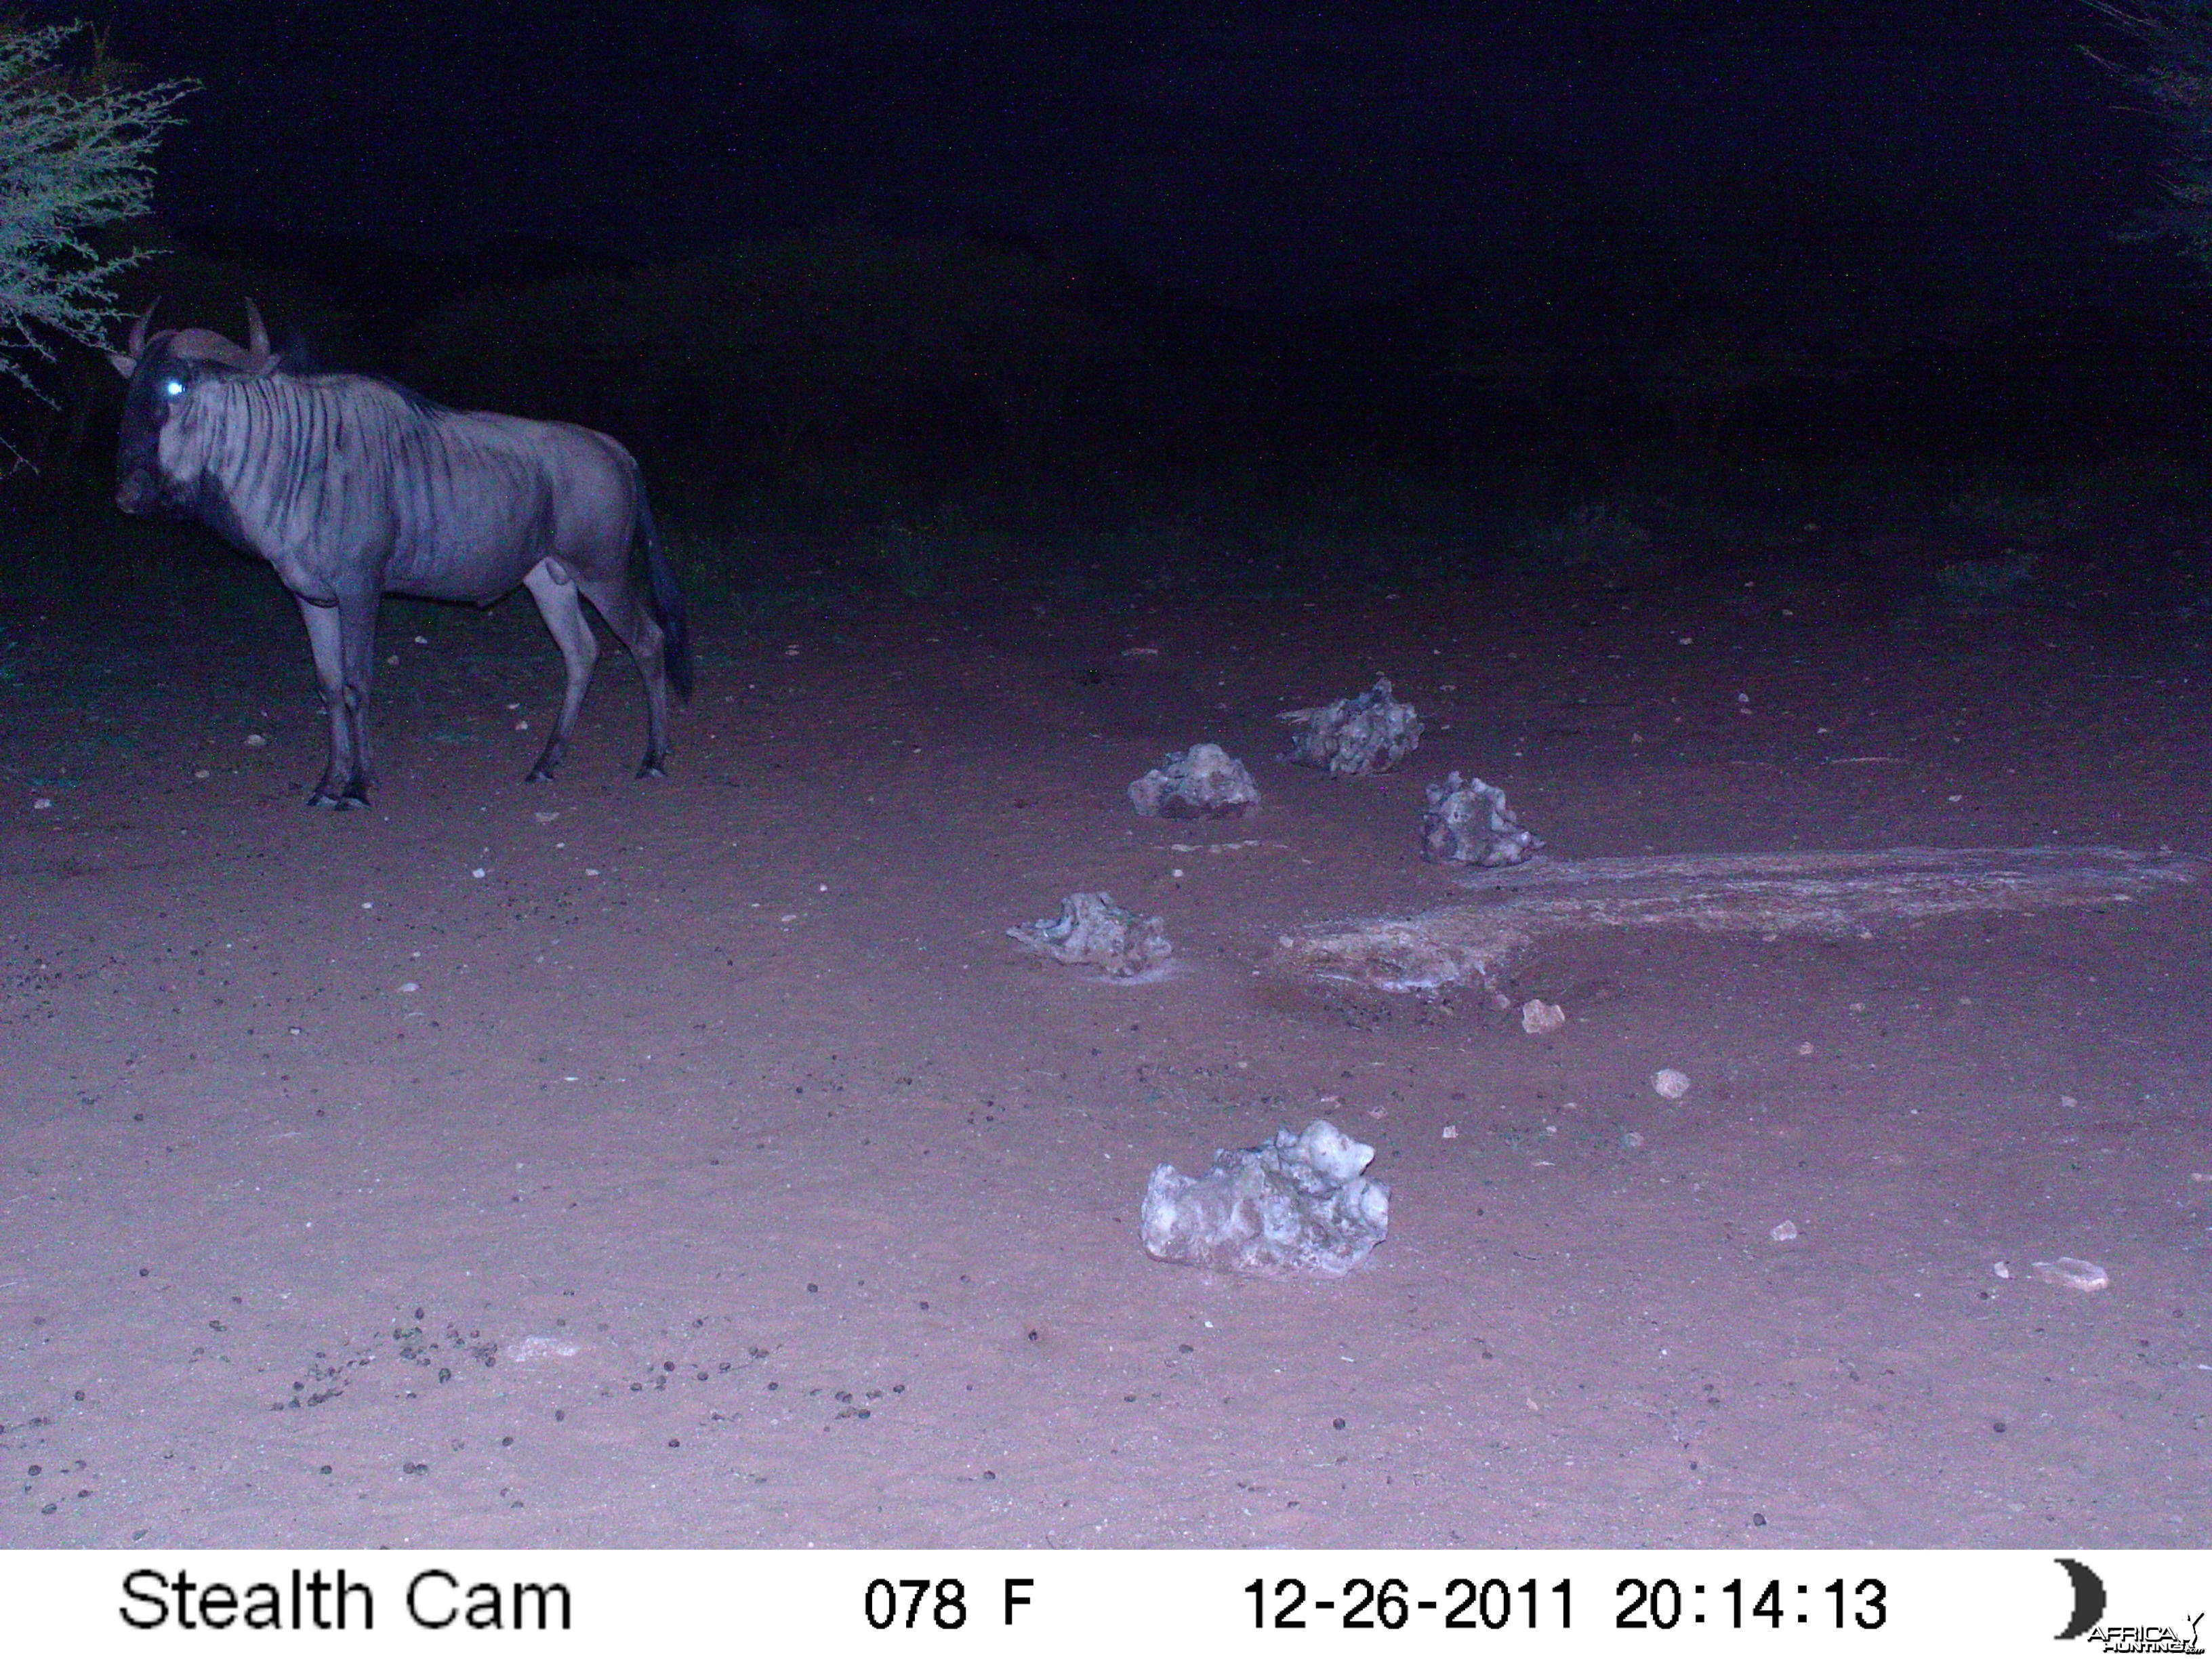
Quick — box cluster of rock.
[1012,672,1553,1279]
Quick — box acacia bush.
[0,22,192,470]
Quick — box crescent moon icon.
[2055,1558,2106,1641]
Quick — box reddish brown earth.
[3,567,2208,1548]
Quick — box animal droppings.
[1140,1119,1390,1277]
[1279,676,1423,775]
[1422,772,1544,867]
[1127,742,1261,819]
[2032,1256,2109,1292]
[1008,891,1172,978]
[1520,999,1567,1035]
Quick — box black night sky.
[82,1,2167,306]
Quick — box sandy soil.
[3,562,2208,1549]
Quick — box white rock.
[1520,998,1567,1035]
[1652,1068,1692,1100]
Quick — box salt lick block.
[1421,770,1542,867]
[1279,676,1423,776]
[1140,1119,1390,1276]
[1128,742,1261,819]
[1007,891,1172,977]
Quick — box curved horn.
[244,299,269,363]
[127,299,159,359]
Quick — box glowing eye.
[162,378,185,398]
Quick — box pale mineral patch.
[2032,1256,2110,1292]
[504,1336,582,1364]
[1271,846,2206,998]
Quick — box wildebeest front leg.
[297,592,380,809]
[521,560,601,782]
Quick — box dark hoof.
[635,757,668,780]
[308,787,370,811]
[524,767,556,784]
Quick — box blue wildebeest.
[109,302,692,809]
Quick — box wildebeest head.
[110,300,278,518]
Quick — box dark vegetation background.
[5,2,2212,644]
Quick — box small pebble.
[245,733,267,748]
[1652,1068,1692,1101]
[1770,1221,1798,1243]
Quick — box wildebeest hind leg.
[522,560,601,781]
[578,576,672,778]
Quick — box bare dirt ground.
[3,560,2209,1549]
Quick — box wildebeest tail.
[631,483,693,699]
